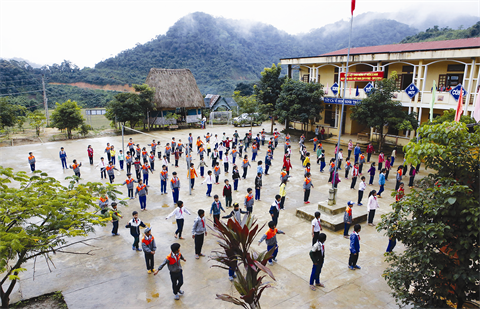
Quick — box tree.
[233,91,265,130]
[50,100,85,139]
[105,93,143,129]
[276,79,324,137]
[0,98,25,129]
[424,108,476,126]
[77,123,92,137]
[27,110,46,136]
[254,64,285,134]
[0,167,126,308]
[132,84,156,130]
[377,122,480,309]
[211,215,275,309]
[350,77,418,151]
[234,82,256,96]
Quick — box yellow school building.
[280,38,480,142]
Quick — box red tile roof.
[320,38,480,56]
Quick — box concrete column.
[411,60,423,139]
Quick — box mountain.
[400,21,480,43]
[2,12,420,106]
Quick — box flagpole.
[331,13,354,198]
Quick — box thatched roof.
[145,69,204,109]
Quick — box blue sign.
[449,84,467,102]
[404,83,419,99]
[363,82,374,95]
[331,82,339,96]
[324,97,362,106]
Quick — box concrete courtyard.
[0,123,415,308]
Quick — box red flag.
[351,0,356,15]
[455,86,463,122]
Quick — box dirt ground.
[11,292,67,309]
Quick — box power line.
[0,90,43,97]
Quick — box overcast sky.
[1,0,479,68]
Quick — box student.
[244,188,254,213]
[309,232,326,290]
[283,155,292,175]
[106,161,118,184]
[142,227,157,274]
[223,179,232,208]
[232,165,240,191]
[366,142,374,163]
[343,201,355,238]
[110,202,122,236]
[59,147,68,169]
[378,151,385,171]
[304,162,311,178]
[358,153,365,175]
[279,180,287,210]
[395,166,403,191]
[351,162,359,189]
[87,145,94,165]
[123,173,137,199]
[165,143,172,164]
[357,176,366,206]
[347,139,353,161]
[318,150,326,172]
[269,195,281,226]
[303,172,314,204]
[258,221,285,265]
[148,151,155,171]
[213,162,221,184]
[105,143,112,162]
[264,152,272,175]
[218,143,225,161]
[170,172,181,204]
[125,211,146,251]
[337,149,343,169]
[135,179,148,211]
[348,224,362,270]
[390,147,397,167]
[354,143,361,164]
[141,162,153,186]
[344,159,352,179]
[367,190,379,226]
[192,209,207,259]
[254,172,263,202]
[166,200,191,239]
[99,195,109,216]
[126,151,133,174]
[408,164,416,188]
[210,195,225,224]
[257,160,263,176]
[118,150,125,170]
[202,170,214,197]
[311,211,322,245]
[327,159,335,183]
[110,146,116,165]
[223,202,248,223]
[128,138,135,157]
[69,159,82,179]
[28,152,36,172]
[395,182,405,202]
[135,144,141,160]
[156,165,167,195]
[367,162,376,185]
[187,163,198,189]
[384,157,391,180]
[211,148,219,167]
[188,133,194,149]
[251,143,258,162]
[241,155,251,179]
[174,147,180,167]
[197,156,208,178]
[154,243,186,300]
[377,169,386,197]
[157,141,162,159]
[133,157,142,181]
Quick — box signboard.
[330,82,339,96]
[324,97,361,106]
[404,83,419,99]
[363,82,374,95]
[340,71,384,82]
[449,84,467,102]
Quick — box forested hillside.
[401,22,480,43]
[1,11,424,107]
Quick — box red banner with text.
[340,71,384,82]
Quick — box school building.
[280,37,480,142]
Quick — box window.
[324,104,336,127]
[86,110,91,115]
[402,66,414,73]
[302,75,309,83]
[447,64,465,72]
[334,67,339,84]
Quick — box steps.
[296,198,368,231]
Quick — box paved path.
[1,124,417,308]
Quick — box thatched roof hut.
[145,69,204,110]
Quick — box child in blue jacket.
[348,224,361,270]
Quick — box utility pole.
[42,75,49,126]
